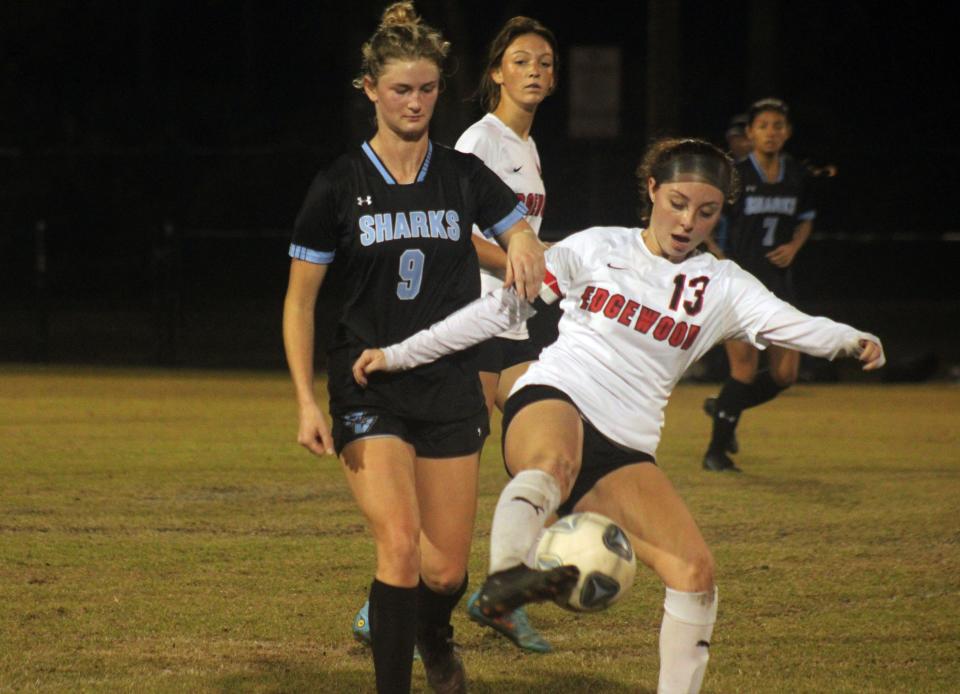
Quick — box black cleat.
[417,624,466,694]
[704,397,739,454]
[477,564,580,619]
[702,450,742,473]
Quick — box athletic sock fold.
[658,587,718,694]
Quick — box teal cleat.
[466,589,552,653]
[352,600,420,660]
[352,600,372,645]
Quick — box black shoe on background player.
[702,449,741,473]
[703,397,739,454]
[416,624,466,694]
[477,564,580,619]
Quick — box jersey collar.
[362,140,434,185]
[747,151,785,184]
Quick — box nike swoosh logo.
[512,496,545,516]
[607,263,628,270]
[512,165,523,172]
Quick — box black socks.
[416,574,467,643]
[369,579,418,694]
[367,575,468,693]
[709,371,787,453]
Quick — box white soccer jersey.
[383,226,882,455]
[456,113,545,340]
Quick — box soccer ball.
[534,511,637,612]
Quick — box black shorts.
[476,336,541,374]
[501,385,655,516]
[332,407,490,459]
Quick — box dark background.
[1,0,957,375]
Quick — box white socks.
[658,586,718,694]
[489,469,561,573]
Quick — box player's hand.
[297,401,334,457]
[504,228,545,301]
[858,339,886,371]
[765,242,799,268]
[352,348,388,387]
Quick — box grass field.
[2,366,958,693]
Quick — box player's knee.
[776,376,797,389]
[770,351,800,386]
[772,367,798,387]
[421,569,467,595]
[663,547,715,593]
[681,548,715,593]
[523,453,578,497]
[728,360,757,382]
[375,525,421,577]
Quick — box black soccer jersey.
[727,152,815,284]
[290,140,526,421]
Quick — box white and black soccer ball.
[534,511,637,612]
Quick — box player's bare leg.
[494,360,534,411]
[415,452,480,694]
[767,344,800,387]
[576,464,716,694]
[479,371,498,422]
[725,339,760,386]
[476,400,582,618]
[341,437,421,694]
[342,437,421,586]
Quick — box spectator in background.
[703,113,751,259]
[724,113,752,162]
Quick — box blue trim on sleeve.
[797,210,816,221]
[482,201,528,238]
[362,141,396,185]
[416,141,434,183]
[289,243,335,264]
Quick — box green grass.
[1,366,958,692]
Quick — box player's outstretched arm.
[752,302,885,370]
[498,220,545,301]
[352,288,539,384]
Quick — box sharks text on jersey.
[358,210,461,247]
[743,195,797,216]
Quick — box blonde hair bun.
[380,2,420,28]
